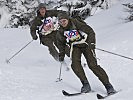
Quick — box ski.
[97,90,120,99]
[62,90,82,96]
[62,90,95,96]
[63,89,120,98]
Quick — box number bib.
[64,30,81,42]
[39,17,59,35]
[43,17,54,31]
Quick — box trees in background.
[123,3,133,22]
[54,0,106,19]
[0,0,39,28]
[0,0,117,27]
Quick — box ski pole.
[56,62,63,82]
[6,39,34,63]
[96,47,133,61]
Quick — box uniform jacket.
[30,10,66,38]
[57,18,96,56]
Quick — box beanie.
[38,3,46,10]
[58,13,70,20]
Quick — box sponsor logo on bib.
[64,30,81,42]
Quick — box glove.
[59,56,64,62]
[90,43,96,49]
[59,53,65,62]
[32,35,38,40]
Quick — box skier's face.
[59,19,69,27]
[39,8,46,17]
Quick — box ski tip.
[97,94,104,99]
[62,90,69,96]
[62,90,65,93]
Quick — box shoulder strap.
[38,18,46,33]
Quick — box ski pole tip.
[55,78,63,82]
[5,59,10,64]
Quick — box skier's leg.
[83,46,115,94]
[48,45,59,60]
[71,46,91,93]
[54,32,70,58]
[41,37,59,61]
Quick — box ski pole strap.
[96,48,133,61]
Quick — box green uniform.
[57,18,110,85]
[30,10,70,60]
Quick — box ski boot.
[81,80,91,93]
[105,83,116,95]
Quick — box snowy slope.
[0,6,11,28]
[0,0,133,100]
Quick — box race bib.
[39,17,59,35]
[43,17,54,31]
[64,30,81,42]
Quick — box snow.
[0,0,133,100]
[0,6,11,28]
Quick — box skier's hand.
[59,56,64,62]
[32,34,38,40]
[59,53,65,62]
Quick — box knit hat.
[58,12,70,20]
[38,3,46,10]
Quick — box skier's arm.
[30,17,42,40]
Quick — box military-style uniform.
[57,17,111,88]
[30,5,70,60]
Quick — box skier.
[56,13,116,95]
[30,3,70,61]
